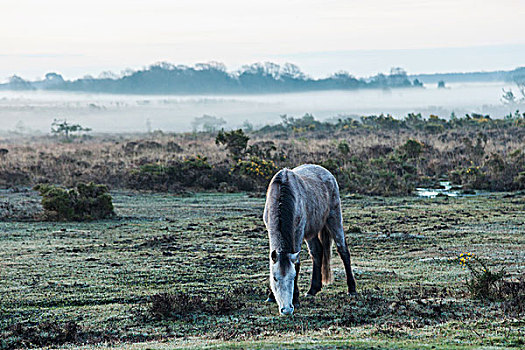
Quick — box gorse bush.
[232,156,277,188]
[458,252,524,315]
[458,252,506,301]
[34,182,114,221]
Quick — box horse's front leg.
[293,262,300,307]
[266,288,276,303]
[306,237,323,296]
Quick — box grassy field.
[1,190,524,349]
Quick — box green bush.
[514,172,525,189]
[215,129,250,160]
[34,182,115,221]
[401,139,424,158]
[128,155,218,191]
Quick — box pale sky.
[1,0,524,81]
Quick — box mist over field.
[0,81,521,134]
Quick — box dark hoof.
[306,288,320,297]
[293,301,301,309]
[304,292,316,298]
[348,291,358,297]
[265,297,276,303]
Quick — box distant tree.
[7,75,34,90]
[51,119,91,141]
[242,120,254,132]
[413,79,423,87]
[517,81,525,99]
[191,115,226,132]
[281,63,306,80]
[150,61,177,70]
[328,71,360,90]
[98,71,119,79]
[42,72,65,88]
[195,61,227,72]
[44,72,64,82]
[14,121,27,134]
[369,73,388,87]
[390,67,407,76]
[387,67,411,87]
[501,88,517,105]
[501,72,525,105]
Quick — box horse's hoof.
[304,293,315,298]
[348,291,358,297]
[265,297,276,303]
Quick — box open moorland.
[0,113,524,349]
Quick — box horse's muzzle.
[280,306,294,315]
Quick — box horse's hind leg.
[326,212,357,294]
[306,236,323,296]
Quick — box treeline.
[2,62,524,95]
[0,62,418,95]
[411,66,525,84]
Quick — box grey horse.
[263,164,357,315]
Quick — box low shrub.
[149,290,245,320]
[149,292,204,320]
[34,182,115,221]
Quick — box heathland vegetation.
[0,111,524,197]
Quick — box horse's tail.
[320,226,333,285]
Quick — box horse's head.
[270,250,299,315]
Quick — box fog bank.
[0,82,521,134]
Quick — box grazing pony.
[263,164,357,315]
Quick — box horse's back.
[292,164,339,196]
[291,164,341,237]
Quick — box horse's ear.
[289,252,300,264]
[271,250,278,263]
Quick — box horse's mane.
[274,169,295,254]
